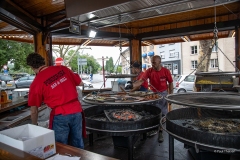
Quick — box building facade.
[181,37,235,75]
[121,37,235,76]
[120,48,131,74]
[155,43,182,76]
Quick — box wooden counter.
[0,97,28,113]
[0,142,119,160]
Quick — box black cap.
[130,62,141,68]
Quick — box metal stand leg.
[142,133,147,140]
[89,133,93,146]
[128,135,133,160]
[169,135,174,160]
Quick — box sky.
[80,46,128,66]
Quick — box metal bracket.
[195,143,199,153]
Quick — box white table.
[13,88,29,97]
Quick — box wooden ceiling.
[0,0,239,46]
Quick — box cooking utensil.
[120,86,127,94]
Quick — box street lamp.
[97,56,109,87]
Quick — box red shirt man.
[27,53,85,149]
[28,66,83,126]
[142,67,173,92]
[132,55,173,143]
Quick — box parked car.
[0,74,16,90]
[80,74,89,80]
[83,80,93,88]
[174,74,195,93]
[9,73,30,81]
[15,76,35,88]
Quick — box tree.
[105,57,114,73]
[52,45,91,66]
[116,65,122,73]
[68,52,101,74]
[0,39,34,72]
[196,39,214,72]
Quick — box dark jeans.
[52,112,84,149]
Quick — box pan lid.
[165,92,240,110]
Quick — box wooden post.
[130,39,141,63]
[34,32,49,66]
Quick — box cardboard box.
[0,124,56,159]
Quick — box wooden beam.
[0,31,27,34]
[137,19,240,40]
[0,0,42,32]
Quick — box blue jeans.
[52,112,84,149]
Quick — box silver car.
[0,74,16,90]
[174,75,195,93]
[15,76,35,88]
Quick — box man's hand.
[125,84,133,90]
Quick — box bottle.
[8,90,12,100]
[1,90,8,103]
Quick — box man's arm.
[168,82,173,94]
[131,79,144,92]
[31,106,38,125]
[79,81,84,86]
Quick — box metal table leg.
[169,134,174,160]
[128,135,133,160]
[89,133,93,146]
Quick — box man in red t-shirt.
[26,53,85,149]
[126,62,148,91]
[133,55,173,143]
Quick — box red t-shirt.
[28,66,83,115]
[141,67,173,92]
[136,71,148,89]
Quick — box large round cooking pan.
[84,105,161,136]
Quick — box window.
[184,75,195,82]
[19,76,28,81]
[169,51,174,57]
[210,59,218,68]
[159,44,165,48]
[29,76,35,80]
[174,52,179,58]
[191,46,197,54]
[163,64,172,74]
[160,51,165,59]
[191,60,198,69]
[212,42,218,52]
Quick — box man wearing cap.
[132,55,173,143]
[125,62,148,91]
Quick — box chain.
[118,15,122,53]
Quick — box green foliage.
[105,57,114,73]
[0,39,34,73]
[67,51,101,74]
[116,65,122,73]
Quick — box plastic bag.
[117,78,127,85]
